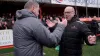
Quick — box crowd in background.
[0,13,99,35]
[0,13,15,30]
[42,15,99,34]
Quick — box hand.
[56,18,67,27]
[46,19,56,28]
[56,18,60,23]
[88,35,96,44]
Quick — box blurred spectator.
[1,15,6,21]
[0,13,15,30]
[0,21,6,30]
[0,22,2,29]
[90,16,99,34]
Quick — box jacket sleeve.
[32,19,65,47]
[80,22,95,46]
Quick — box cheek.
[70,14,74,17]
[37,11,39,14]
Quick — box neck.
[26,8,38,17]
[68,17,78,23]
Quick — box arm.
[80,22,96,46]
[33,19,67,47]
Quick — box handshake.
[46,18,67,28]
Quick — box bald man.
[58,6,96,56]
[46,6,96,56]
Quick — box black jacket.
[59,17,94,56]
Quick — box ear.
[31,5,35,11]
[32,7,34,10]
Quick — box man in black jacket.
[46,6,96,56]
[59,6,96,56]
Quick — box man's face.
[32,5,39,16]
[64,7,75,21]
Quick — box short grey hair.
[24,0,39,9]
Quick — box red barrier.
[0,45,13,49]
[79,18,100,21]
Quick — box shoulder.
[75,21,87,25]
[76,21,84,24]
[73,21,88,28]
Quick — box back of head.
[24,0,39,9]
[16,0,39,19]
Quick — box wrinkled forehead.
[64,7,75,12]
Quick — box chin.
[67,18,72,21]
